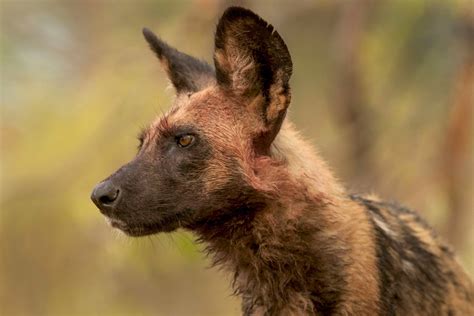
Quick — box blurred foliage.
[1,1,472,315]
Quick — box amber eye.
[177,134,194,148]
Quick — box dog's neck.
[193,120,379,314]
[192,122,348,313]
[194,188,350,314]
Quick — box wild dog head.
[91,7,292,236]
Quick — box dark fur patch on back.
[350,195,449,314]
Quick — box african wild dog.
[91,6,473,315]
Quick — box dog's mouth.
[105,215,181,237]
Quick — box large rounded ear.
[143,28,215,94]
[214,7,293,152]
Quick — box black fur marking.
[351,195,397,315]
[350,195,449,314]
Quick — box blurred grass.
[1,1,472,315]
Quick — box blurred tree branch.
[332,0,376,190]
[441,6,473,250]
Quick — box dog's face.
[91,7,292,236]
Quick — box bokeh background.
[1,0,472,315]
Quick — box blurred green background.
[1,0,472,315]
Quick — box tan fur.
[265,122,381,314]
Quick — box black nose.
[91,180,121,212]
